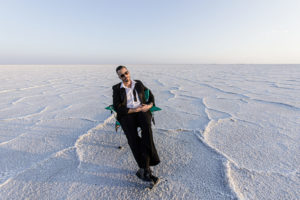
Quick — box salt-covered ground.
[0,65,299,200]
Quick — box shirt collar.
[120,79,136,89]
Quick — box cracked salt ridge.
[0,149,81,200]
[0,116,107,199]
[78,121,235,199]
[167,73,300,111]
[0,118,99,188]
[201,95,295,198]
[156,105,239,198]
[0,146,77,188]
[0,83,52,94]
[190,99,242,199]
[74,115,115,169]
[1,65,298,199]
[2,117,136,199]
[158,87,241,198]
[0,106,49,121]
[2,99,234,199]
[149,68,299,199]
[201,93,299,199]
[197,119,243,199]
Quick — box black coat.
[112,80,155,121]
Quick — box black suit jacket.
[112,80,155,121]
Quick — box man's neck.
[123,79,132,88]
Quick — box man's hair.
[116,65,127,73]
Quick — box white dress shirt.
[120,80,141,109]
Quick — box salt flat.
[0,65,299,200]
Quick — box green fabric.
[105,105,116,112]
[150,106,161,112]
[145,89,161,112]
[145,89,150,102]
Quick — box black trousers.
[119,111,160,169]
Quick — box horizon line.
[1,63,300,65]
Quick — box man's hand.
[128,103,153,113]
[134,106,143,113]
[128,106,142,114]
[141,103,153,112]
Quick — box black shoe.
[143,168,153,182]
[150,174,159,184]
[136,168,145,180]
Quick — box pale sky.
[0,0,299,64]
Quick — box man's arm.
[113,85,141,114]
[141,82,155,112]
[143,84,155,106]
[112,86,129,115]
[128,107,142,113]
[147,89,155,106]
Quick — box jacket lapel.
[120,87,127,105]
[134,81,145,104]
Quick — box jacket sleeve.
[112,86,129,115]
[141,82,155,106]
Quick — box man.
[112,65,160,183]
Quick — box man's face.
[117,67,130,83]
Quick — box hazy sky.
[1,0,299,64]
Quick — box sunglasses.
[119,71,129,78]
